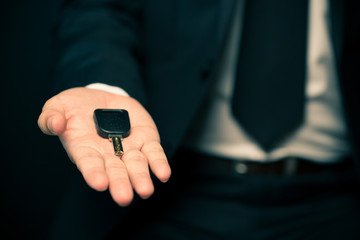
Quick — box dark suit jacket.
[50,0,360,239]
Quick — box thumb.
[37,98,67,136]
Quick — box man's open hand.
[38,87,171,206]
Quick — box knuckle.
[131,172,151,184]
[105,160,125,171]
[122,149,147,164]
[142,141,163,153]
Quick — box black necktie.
[232,0,309,151]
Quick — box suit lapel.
[329,0,345,70]
[337,0,360,163]
[216,0,238,48]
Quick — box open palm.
[38,87,171,206]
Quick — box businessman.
[38,0,360,239]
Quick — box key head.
[94,109,131,139]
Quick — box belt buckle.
[234,162,248,174]
[283,157,299,176]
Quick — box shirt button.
[235,162,248,174]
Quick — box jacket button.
[200,60,215,81]
[201,69,211,81]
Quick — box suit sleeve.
[51,0,147,103]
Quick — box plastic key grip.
[94,109,131,138]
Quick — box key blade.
[111,136,124,156]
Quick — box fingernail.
[141,195,151,200]
[140,192,153,200]
[47,117,56,135]
[160,178,169,183]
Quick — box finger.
[67,143,109,192]
[121,147,154,199]
[38,99,67,135]
[141,141,171,183]
[104,153,134,206]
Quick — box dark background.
[0,1,75,239]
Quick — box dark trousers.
[108,149,360,240]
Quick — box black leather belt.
[180,149,354,176]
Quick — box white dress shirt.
[184,0,350,163]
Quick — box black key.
[94,109,131,156]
